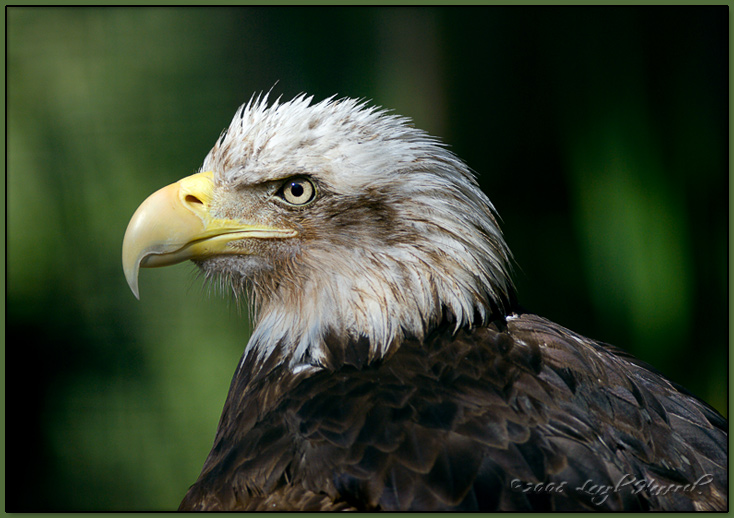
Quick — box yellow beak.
[122,171,296,299]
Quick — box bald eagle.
[122,95,727,511]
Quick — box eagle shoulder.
[180,314,727,511]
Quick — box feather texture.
[180,314,726,511]
[136,95,727,511]
[196,94,513,368]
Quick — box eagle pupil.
[290,182,304,198]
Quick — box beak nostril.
[185,194,204,206]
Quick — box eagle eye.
[277,177,316,206]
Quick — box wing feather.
[180,314,727,511]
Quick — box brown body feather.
[179,313,727,511]
[123,96,726,512]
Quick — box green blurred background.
[6,6,727,511]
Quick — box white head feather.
[197,94,514,370]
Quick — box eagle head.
[122,94,513,369]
